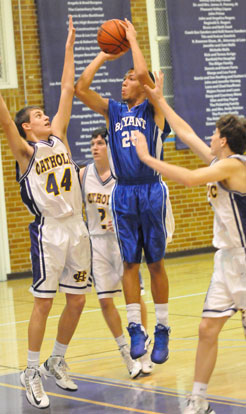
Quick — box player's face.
[210,128,223,156]
[91,136,107,161]
[121,70,144,102]
[27,109,51,140]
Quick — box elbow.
[62,83,74,96]
[74,82,87,99]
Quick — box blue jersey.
[108,99,170,183]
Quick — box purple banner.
[36,0,132,164]
[166,0,246,149]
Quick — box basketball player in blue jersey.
[0,17,91,409]
[75,19,174,365]
[81,127,153,378]
[132,71,246,414]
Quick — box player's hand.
[144,70,164,99]
[99,50,128,61]
[66,15,76,48]
[130,130,150,162]
[107,219,115,233]
[120,18,137,43]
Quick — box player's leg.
[40,293,85,391]
[21,219,62,409]
[147,259,170,364]
[122,262,149,359]
[40,216,91,392]
[184,249,239,414]
[141,182,171,365]
[183,316,227,414]
[20,297,53,409]
[99,297,141,379]
[139,296,153,374]
[111,184,149,359]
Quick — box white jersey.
[207,154,246,249]
[82,162,115,235]
[17,136,82,218]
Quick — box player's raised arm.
[122,18,167,130]
[144,71,213,165]
[51,15,76,147]
[0,93,33,168]
[123,19,154,89]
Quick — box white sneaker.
[140,337,153,374]
[120,345,142,379]
[241,309,246,338]
[39,356,78,391]
[183,395,215,414]
[20,367,49,409]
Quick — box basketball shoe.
[183,395,215,414]
[151,324,170,364]
[39,356,77,391]
[20,367,49,409]
[127,323,149,359]
[120,345,142,379]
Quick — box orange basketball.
[97,19,130,55]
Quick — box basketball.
[97,19,130,55]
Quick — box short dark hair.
[125,68,155,83]
[216,114,246,154]
[15,105,41,138]
[91,127,108,141]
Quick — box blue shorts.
[111,179,168,264]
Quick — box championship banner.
[36,0,132,164]
[166,0,246,149]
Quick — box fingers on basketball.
[97,19,130,55]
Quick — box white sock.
[27,350,40,368]
[155,303,168,326]
[126,303,141,325]
[52,340,68,357]
[115,334,128,349]
[192,382,208,399]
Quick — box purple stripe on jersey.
[230,193,246,248]
[30,218,47,290]
[20,177,41,217]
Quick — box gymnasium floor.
[0,253,245,413]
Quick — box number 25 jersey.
[17,135,82,219]
[108,98,170,182]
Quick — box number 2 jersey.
[207,154,246,249]
[107,99,171,183]
[16,135,83,219]
[81,162,114,235]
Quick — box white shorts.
[165,185,175,246]
[91,233,123,299]
[202,248,246,318]
[91,233,145,299]
[29,215,92,298]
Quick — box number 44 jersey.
[17,136,83,219]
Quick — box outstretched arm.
[144,71,213,165]
[51,15,76,150]
[131,130,235,186]
[0,93,33,170]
